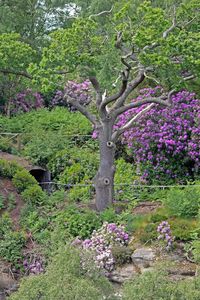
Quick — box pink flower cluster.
[115,88,200,181]
[11,89,44,115]
[82,222,129,272]
[157,221,173,250]
[51,80,91,110]
[23,256,44,275]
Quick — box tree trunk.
[95,120,116,211]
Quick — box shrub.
[10,246,115,300]
[0,213,13,238]
[123,268,200,300]
[12,169,38,192]
[55,207,102,239]
[21,185,47,205]
[170,218,199,241]
[190,240,200,263]
[0,136,13,152]
[67,185,92,203]
[112,245,132,266]
[163,186,200,217]
[0,159,22,178]
[117,89,200,183]
[0,231,26,265]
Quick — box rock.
[0,273,18,299]
[109,264,138,284]
[131,248,156,268]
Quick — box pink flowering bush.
[157,221,173,251]
[11,89,44,115]
[115,88,200,183]
[82,222,129,273]
[50,80,91,110]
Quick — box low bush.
[163,185,200,217]
[170,218,199,241]
[10,246,115,300]
[67,185,92,203]
[12,169,38,192]
[55,207,102,239]
[0,231,26,266]
[123,268,200,300]
[0,159,22,178]
[0,213,13,238]
[21,185,47,205]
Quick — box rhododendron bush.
[116,88,200,183]
[10,89,44,115]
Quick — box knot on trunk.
[107,141,114,148]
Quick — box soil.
[132,201,162,215]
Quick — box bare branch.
[100,68,130,112]
[183,74,195,81]
[0,69,33,79]
[64,94,98,126]
[114,95,171,117]
[163,7,177,38]
[89,76,102,107]
[112,103,155,142]
[89,5,113,19]
[111,71,145,110]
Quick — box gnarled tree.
[3,1,199,210]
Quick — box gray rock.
[109,264,138,284]
[131,248,156,268]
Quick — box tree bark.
[95,119,116,211]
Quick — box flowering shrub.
[157,221,173,250]
[115,88,200,183]
[11,89,44,115]
[82,222,129,273]
[50,80,91,110]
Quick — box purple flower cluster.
[11,88,44,115]
[50,80,91,110]
[23,256,44,275]
[82,222,129,272]
[157,221,173,250]
[115,88,200,182]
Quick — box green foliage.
[0,213,13,238]
[0,159,22,178]
[0,33,35,72]
[163,186,200,217]
[170,218,199,241]
[123,267,200,300]
[190,240,200,264]
[7,193,16,210]
[21,185,47,205]
[112,245,132,266]
[114,158,138,201]
[57,147,98,183]
[0,230,26,265]
[12,169,38,192]
[67,185,92,203]
[0,193,5,209]
[0,136,13,152]
[55,207,102,239]
[100,207,119,223]
[10,246,115,300]
[139,223,158,244]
